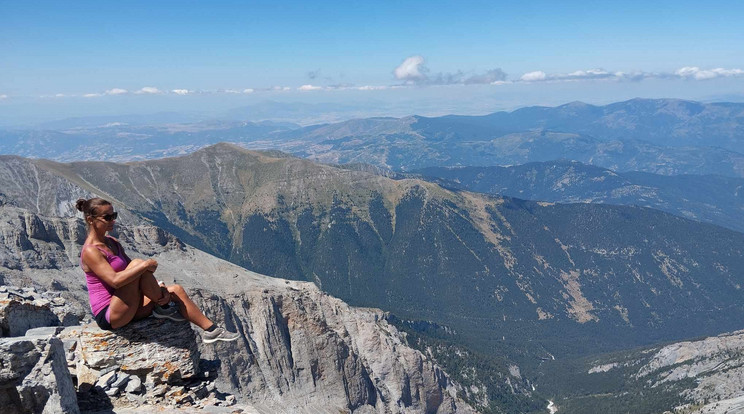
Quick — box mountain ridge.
[4,145,744,362]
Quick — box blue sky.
[2,0,744,124]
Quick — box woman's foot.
[152,305,186,322]
[202,326,240,343]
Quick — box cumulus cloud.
[135,86,162,94]
[520,71,548,82]
[171,89,190,95]
[243,88,254,94]
[105,88,128,95]
[0,94,7,100]
[298,84,323,91]
[393,56,508,86]
[83,93,102,98]
[394,55,428,82]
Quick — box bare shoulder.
[80,245,105,270]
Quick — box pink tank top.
[80,237,130,315]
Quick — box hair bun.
[75,198,87,212]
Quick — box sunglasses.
[99,212,118,222]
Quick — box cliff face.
[192,283,463,413]
[0,205,474,413]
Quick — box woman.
[77,197,238,343]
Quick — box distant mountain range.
[264,98,744,175]
[5,98,744,179]
[410,161,744,234]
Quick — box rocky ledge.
[0,285,240,413]
[70,318,239,412]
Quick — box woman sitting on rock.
[77,197,238,343]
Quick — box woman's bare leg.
[167,284,213,330]
[108,259,165,329]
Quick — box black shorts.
[94,305,113,331]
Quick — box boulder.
[0,335,79,414]
[75,318,199,389]
[0,298,60,337]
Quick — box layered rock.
[0,328,79,414]
[188,279,472,414]
[68,319,239,411]
[74,318,200,388]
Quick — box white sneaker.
[202,327,240,343]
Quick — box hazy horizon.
[2,1,744,127]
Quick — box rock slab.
[0,335,79,414]
[76,318,199,388]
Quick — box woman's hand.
[157,287,171,305]
[157,281,171,305]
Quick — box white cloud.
[464,69,508,84]
[135,86,162,94]
[55,93,66,97]
[520,71,547,82]
[0,94,7,100]
[83,93,102,98]
[394,55,427,81]
[299,84,323,91]
[676,66,744,80]
[105,88,128,95]
[171,89,190,95]
[357,85,389,91]
[243,88,254,94]
[518,66,744,84]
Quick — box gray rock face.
[637,330,744,411]
[0,335,79,414]
[1,298,61,337]
[2,206,475,413]
[189,279,472,413]
[0,207,86,270]
[75,319,199,388]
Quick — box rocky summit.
[0,205,474,413]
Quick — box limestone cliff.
[0,205,474,413]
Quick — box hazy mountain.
[411,161,744,233]
[413,98,744,151]
[5,98,744,178]
[269,127,744,176]
[256,98,744,176]
[0,121,299,162]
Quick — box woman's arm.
[82,247,157,289]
